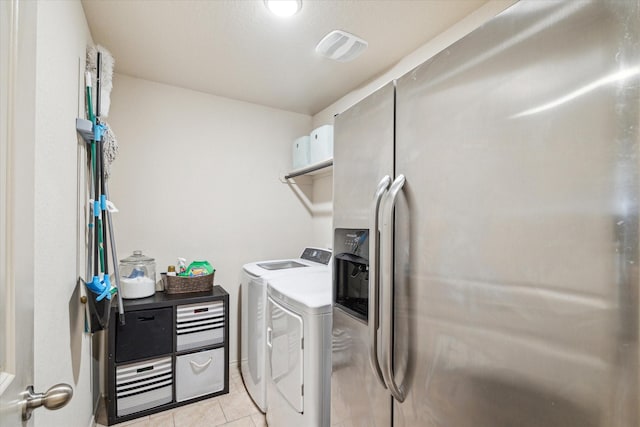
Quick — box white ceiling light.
[316,30,368,62]
[264,0,302,17]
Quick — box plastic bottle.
[185,260,214,277]
[167,265,177,276]
[177,258,187,274]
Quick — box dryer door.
[241,271,268,412]
[267,296,304,413]
[248,276,265,383]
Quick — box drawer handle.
[137,316,155,322]
[190,358,213,370]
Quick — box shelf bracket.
[279,159,332,215]
[282,178,332,216]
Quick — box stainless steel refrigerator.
[331,1,639,426]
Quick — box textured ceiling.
[81,0,488,115]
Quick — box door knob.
[21,383,73,421]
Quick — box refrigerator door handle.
[380,174,406,403]
[369,175,392,388]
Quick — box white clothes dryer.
[265,270,332,427]
[240,248,331,412]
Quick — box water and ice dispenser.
[333,229,369,321]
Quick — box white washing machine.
[240,248,331,412]
[265,270,332,427]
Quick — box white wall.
[310,173,333,249]
[309,0,517,246]
[108,75,313,364]
[32,1,94,426]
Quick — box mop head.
[103,122,119,179]
[86,44,114,118]
[86,44,118,176]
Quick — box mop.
[84,45,125,326]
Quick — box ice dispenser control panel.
[336,229,369,259]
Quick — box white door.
[0,0,35,424]
[0,1,72,424]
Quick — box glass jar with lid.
[119,250,157,299]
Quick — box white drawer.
[176,348,224,402]
[116,357,173,417]
[176,301,225,351]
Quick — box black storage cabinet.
[105,286,229,425]
[115,307,173,362]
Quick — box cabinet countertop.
[113,286,228,311]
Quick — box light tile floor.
[97,366,267,427]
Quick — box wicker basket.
[164,272,214,294]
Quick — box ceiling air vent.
[315,30,368,62]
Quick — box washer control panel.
[300,248,332,265]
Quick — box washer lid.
[242,258,305,278]
[257,260,309,270]
[267,270,332,315]
[243,256,330,278]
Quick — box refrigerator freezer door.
[333,82,395,230]
[394,1,639,426]
[332,82,395,426]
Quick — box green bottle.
[183,260,214,277]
